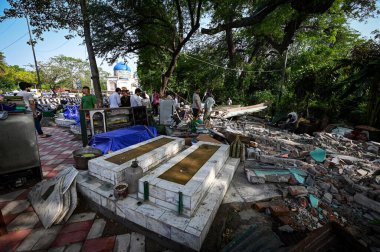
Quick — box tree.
[90,0,203,96]
[338,39,380,127]
[0,52,5,74]
[1,0,103,105]
[0,55,37,90]
[37,55,110,92]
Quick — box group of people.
[80,87,154,111]
[191,86,216,122]
[108,88,148,109]
[80,85,219,125]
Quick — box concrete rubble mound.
[209,115,380,250]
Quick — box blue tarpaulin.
[63,105,80,123]
[88,125,157,154]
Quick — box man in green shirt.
[81,86,98,109]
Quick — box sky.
[0,2,379,76]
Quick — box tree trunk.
[160,52,180,97]
[79,0,103,107]
[224,22,238,100]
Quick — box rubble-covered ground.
[203,116,380,251]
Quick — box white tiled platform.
[137,142,229,217]
[88,136,185,185]
[77,158,240,251]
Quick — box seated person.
[284,111,298,132]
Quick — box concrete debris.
[288,186,308,197]
[208,116,380,249]
[278,225,294,233]
[28,166,78,229]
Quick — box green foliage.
[251,90,275,104]
[0,54,37,90]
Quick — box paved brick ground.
[0,126,135,252]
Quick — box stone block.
[113,234,130,252]
[100,196,116,213]
[7,212,39,231]
[130,232,145,252]
[136,203,165,219]
[67,212,96,223]
[146,217,171,239]
[171,226,201,251]
[159,211,190,231]
[16,225,62,251]
[1,200,30,215]
[0,189,25,203]
[86,218,106,239]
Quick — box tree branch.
[202,0,288,35]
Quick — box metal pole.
[25,16,41,88]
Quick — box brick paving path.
[0,127,135,252]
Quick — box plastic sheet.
[63,105,80,123]
[89,125,158,154]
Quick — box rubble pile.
[212,117,380,249]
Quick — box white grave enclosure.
[77,137,240,251]
[88,136,185,185]
[138,142,229,217]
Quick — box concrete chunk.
[354,193,380,213]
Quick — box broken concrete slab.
[288,186,308,197]
[28,166,78,229]
[354,193,380,213]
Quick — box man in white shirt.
[17,82,50,138]
[109,88,121,108]
[204,92,215,121]
[192,87,202,117]
[130,88,142,107]
[17,83,34,111]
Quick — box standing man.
[192,86,202,117]
[18,82,50,138]
[130,88,142,107]
[80,86,97,109]
[109,88,121,108]
[204,92,215,121]
[227,97,232,106]
[120,90,131,107]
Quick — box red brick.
[0,229,32,252]
[45,170,59,178]
[0,201,10,209]
[60,220,93,234]
[3,214,18,225]
[23,205,34,213]
[82,236,116,252]
[269,204,290,217]
[51,230,89,247]
[252,201,272,212]
[277,215,293,225]
[41,165,56,172]
[15,189,30,201]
